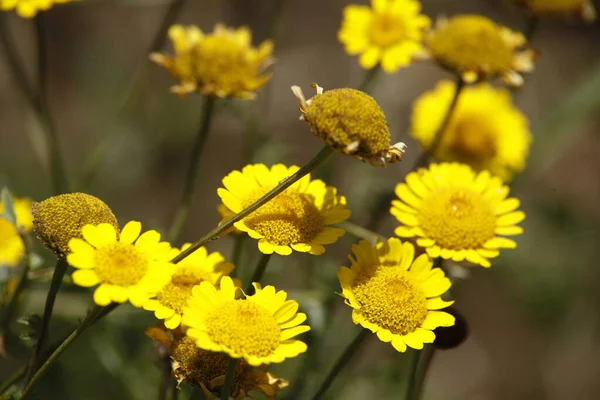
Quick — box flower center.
[370,13,406,48]
[205,299,281,358]
[447,115,497,166]
[196,36,253,90]
[418,188,497,249]
[93,242,149,287]
[352,267,428,335]
[242,190,324,246]
[157,272,201,313]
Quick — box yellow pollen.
[243,190,323,246]
[205,299,281,358]
[353,267,428,335]
[447,115,497,166]
[157,282,195,314]
[370,13,406,48]
[419,188,496,249]
[93,242,148,286]
[196,36,254,92]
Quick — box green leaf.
[1,187,17,225]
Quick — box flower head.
[0,196,33,232]
[425,15,536,87]
[391,163,525,267]
[217,163,350,256]
[183,276,310,366]
[144,245,234,329]
[66,221,174,307]
[0,0,76,18]
[338,0,430,73]
[411,80,532,181]
[338,238,455,352]
[512,0,596,22]
[0,218,24,268]
[217,203,242,235]
[151,24,273,99]
[32,193,119,257]
[292,83,406,166]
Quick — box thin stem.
[221,358,238,400]
[524,15,539,42]
[311,329,370,400]
[170,146,335,264]
[337,221,381,244]
[245,253,272,295]
[230,235,245,277]
[170,377,179,400]
[405,345,436,400]
[266,0,287,40]
[358,66,380,94]
[34,15,47,96]
[168,96,216,242]
[0,234,31,334]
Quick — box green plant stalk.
[358,66,381,94]
[337,220,381,244]
[405,345,436,400]
[221,358,238,400]
[168,96,217,242]
[0,234,31,335]
[245,253,272,295]
[230,235,245,277]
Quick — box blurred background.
[1,0,600,398]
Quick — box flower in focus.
[0,218,24,267]
[338,238,455,351]
[217,163,350,256]
[292,83,406,166]
[425,15,536,87]
[391,163,525,267]
[0,196,33,232]
[0,0,75,18]
[512,0,596,22]
[67,221,174,307]
[183,276,310,366]
[151,24,273,99]
[410,80,532,181]
[144,245,234,329]
[32,193,119,257]
[338,0,430,73]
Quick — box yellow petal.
[72,270,99,287]
[496,211,526,226]
[120,221,141,244]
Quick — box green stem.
[221,357,238,400]
[405,345,436,400]
[245,253,272,295]
[358,66,380,94]
[230,235,245,277]
[170,145,335,264]
[168,96,216,242]
[524,15,539,42]
[0,234,31,334]
[337,221,381,244]
[311,329,370,400]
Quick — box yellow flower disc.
[93,242,149,286]
[0,0,76,18]
[0,218,25,268]
[513,0,596,22]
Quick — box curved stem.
[245,253,272,295]
[168,96,216,242]
[220,358,238,400]
[405,345,436,400]
[358,66,380,94]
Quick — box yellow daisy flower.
[183,276,310,366]
[410,80,532,181]
[0,0,76,18]
[217,163,350,256]
[513,0,596,22]
[144,244,234,329]
[391,163,525,267]
[338,0,430,73]
[66,221,174,307]
[292,83,406,166]
[338,238,455,352]
[0,196,33,232]
[0,218,25,268]
[425,15,536,87]
[217,203,242,235]
[151,24,274,99]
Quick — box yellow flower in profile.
[338,238,455,352]
[426,15,536,87]
[0,0,75,18]
[411,80,532,181]
[183,276,310,366]
[0,218,24,268]
[0,196,33,232]
[144,245,234,329]
[218,163,350,256]
[391,163,525,267]
[67,221,174,307]
[338,0,430,73]
[513,0,596,22]
[292,83,406,166]
[151,24,274,99]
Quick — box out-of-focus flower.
[391,163,525,267]
[411,80,532,181]
[151,24,273,99]
[292,83,406,166]
[512,0,596,22]
[0,218,24,268]
[217,163,350,256]
[217,203,242,235]
[0,196,33,232]
[338,0,430,73]
[338,238,455,352]
[0,0,76,18]
[67,221,174,307]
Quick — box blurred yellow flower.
[0,0,75,18]
[67,221,174,307]
[183,276,310,366]
[0,218,24,268]
[426,15,536,87]
[144,244,234,329]
[411,80,532,181]
[391,163,525,267]
[513,0,596,22]
[218,163,350,256]
[338,238,455,352]
[338,0,430,73]
[151,24,273,99]
[292,83,406,166]
[216,203,242,235]
[0,196,33,232]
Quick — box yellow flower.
[338,0,430,73]
[0,196,33,232]
[410,80,532,181]
[217,163,350,256]
[0,218,24,268]
[66,221,174,307]
[151,24,274,99]
[217,203,242,235]
[0,0,75,18]
[425,15,536,87]
[32,193,119,257]
[513,0,596,22]
[183,276,310,366]
[292,83,406,166]
[144,244,234,329]
[338,238,455,352]
[391,163,525,267]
